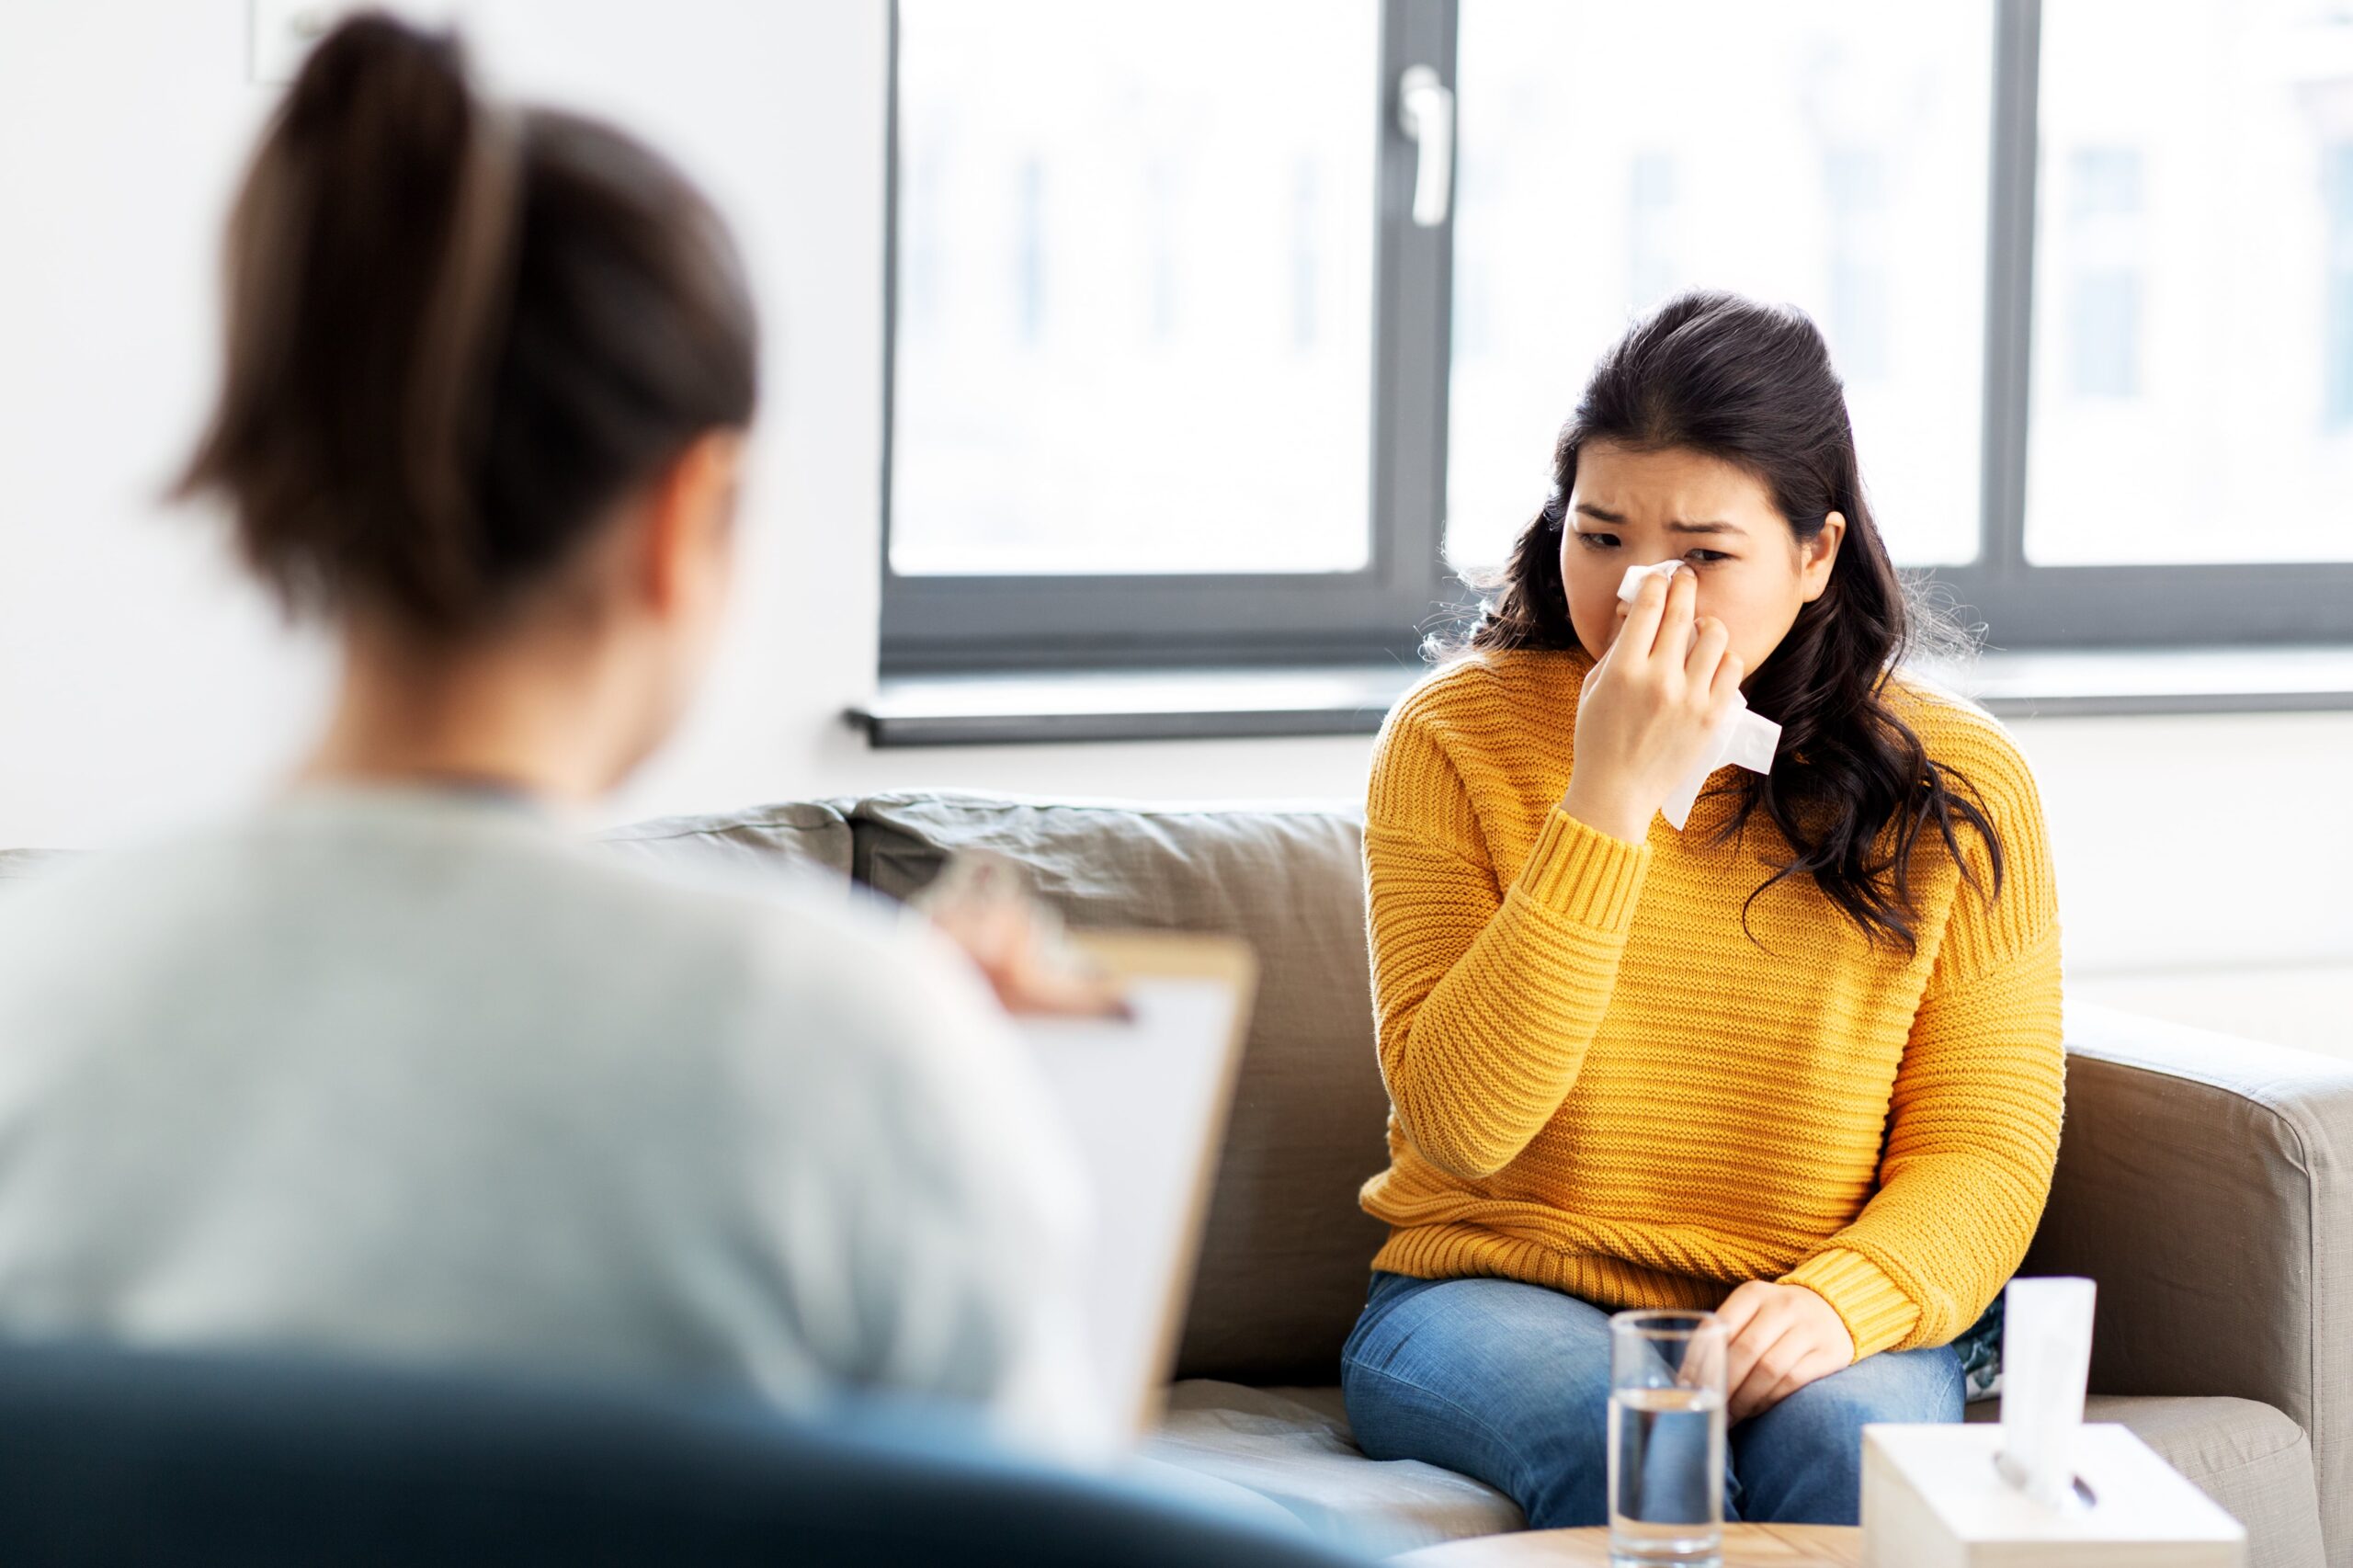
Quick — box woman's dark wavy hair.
[1457,290,2000,952]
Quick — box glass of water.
[1608,1309,1727,1568]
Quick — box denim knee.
[1338,1272,1620,1530]
[1733,1345,1962,1525]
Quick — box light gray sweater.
[0,789,1099,1453]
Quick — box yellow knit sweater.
[1358,647,2064,1358]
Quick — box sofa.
[5,790,2348,1568]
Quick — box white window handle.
[1397,64,1454,228]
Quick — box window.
[2056,148,2144,402]
[1445,0,1993,574]
[2027,0,2353,568]
[882,0,1453,671]
[2328,142,2353,430]
[889,0,1376,577]
[882,0,2353,679]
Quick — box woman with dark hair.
[1339,291,2062,1525]
[0,15,1100,1454]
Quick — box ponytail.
[177,11,757,631]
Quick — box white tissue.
[1997,1277,2097,1511]
[1617,558,1689,603]
[1613,562,1782,831]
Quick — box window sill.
[1936,644,2353,716]
[851,645,2353,746]
[853,665,1417,746]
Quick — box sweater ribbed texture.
[1358,648,2065,1357]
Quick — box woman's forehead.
[1572,441,1777,523]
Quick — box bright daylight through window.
[884,0,2353,670]
[1448,0,1992,574]
[2028,0,2353,563]
[891,1,1378,576]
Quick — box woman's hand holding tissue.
[1713,1279,1856,1422]
[1559,563,1747,844]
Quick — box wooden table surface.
[1397,1523,1863,1568]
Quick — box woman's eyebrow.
[1574,503,1745,538]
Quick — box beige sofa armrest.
[2024,1003,2353,1568]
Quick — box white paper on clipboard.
[1013,934,1256,1439]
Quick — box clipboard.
[1014,932,1256,1438]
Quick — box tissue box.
[1861,1424,2245,1568]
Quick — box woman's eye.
[1687,550,1730,564]
[1575,532,1618,550]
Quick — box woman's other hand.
[920,851,1131,1019]
[1715,1279,1856,1422]
[1558,563,1745,844]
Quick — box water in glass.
[1608,1309,1726,1568]
[1608,1383,1725,1566]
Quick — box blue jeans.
[1340,1271,1962,1528]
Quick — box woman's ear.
[639,430,745,618]
[1800,511,1847,603]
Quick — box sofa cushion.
[1145,1380,1519,1555]
[0,806,854,892]
[594,801,853,884]
[0,849,68,886]
[1967,1395,2321,1568]
[837,792,1391,1383]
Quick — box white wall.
[0,0,903,844]
[2,2,2346,1051]
[2004,711,2353,1054]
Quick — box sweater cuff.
[1516,808,1650,930]
[1781,1248,1922,1360]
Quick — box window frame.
[879,0,2353,681]
[1931,0,2353,647]
[877,0,1463,675]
